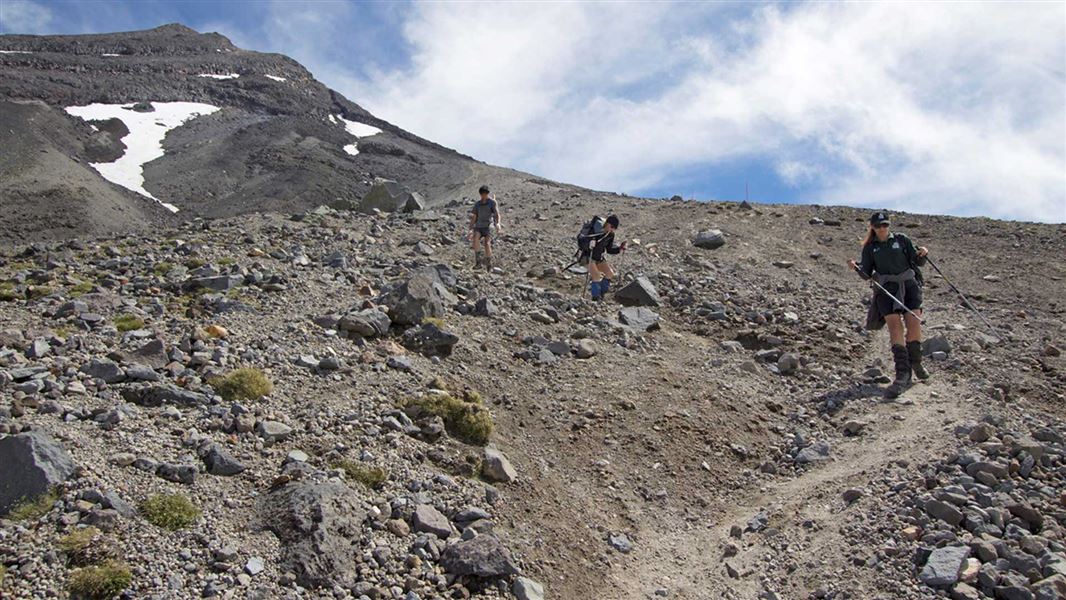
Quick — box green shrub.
[113,314,144,332]
[152,262,175,276]
[66,561,131,599]
[184,258,206,269]
[402,392,493,446]
[332,459,388,489]
[0,281,16,302]
[68,282,94,297]
[7,488,60,521]
[209,368,273,401]
[218,257,236,266]
[139,494,200,531]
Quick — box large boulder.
[693,229,726,249]
[482,446,517,483]
[260,482,366,589]
[380,266,458,326]
[615,276,662,307]
[0,431,77,514]
[919,546,970,586]
[440,534,521,578]
[357,178,424,214]
[121,384,210,407]
[338,308,391,338]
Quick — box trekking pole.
[851,264,925,324]
[924,256,1004,342]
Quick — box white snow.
[338,116,382,138]
[335,115,382,157]
[327,114,337,124]
[65,101,220,212]
[198,73,239,80]
[264,74,286,82]
[0,50,33,54]
[102,53,121,57]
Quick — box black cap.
[605,215,620,228]
[478,185,490,194]
[869,211,890,225]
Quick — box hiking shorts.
[875,279,922,315]
[472,226,491,238]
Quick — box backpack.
[894,233,924,285]
[576,215,605,251]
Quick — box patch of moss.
[26,285,54,300]
[0,281,17,302]
[4,260,34,272]
[209,368,273,401]
[331,459,388,489]
[152,262,175,276]
[113,314,144,332]
[7,488,60,521]
[66,561,131,599]
[53,325,74,339]
[139,494,200,531]
[58,527,105,566]
[402,392,493,446]
[421,316,446,329]
[67,282,94,297]
[218,257,236,266]
[1,563,6,584]
[184,258,206,269]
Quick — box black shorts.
[473,226,491,238]
[875,279,922,315]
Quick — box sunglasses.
[873,223,890,229]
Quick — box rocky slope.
[0,161,1064,600]
[0,24,477,244]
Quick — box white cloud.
[0,0,53,34]
[340,2,1064,222]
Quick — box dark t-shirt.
[471,199,497,228]
[859,232,924,277]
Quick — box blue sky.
[2,0,1064,222]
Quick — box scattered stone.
[412,504,452,539]
[482,446,517,483]
[615,276,662,307]
[439,534,520,577]
[619,307,660,332]
[920,546,970,587]
[0,431,76,514]
[693,230,726,250]
[608,532,633,553]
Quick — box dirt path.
[607,358,971,599]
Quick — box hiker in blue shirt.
[469,185,501,270]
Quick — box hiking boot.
[474,252,483,268]
[483,256,492,271]
[907,340,929,380]
[884,344,912,399]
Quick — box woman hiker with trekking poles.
[848,211,931,399]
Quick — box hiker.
[577,214,626,301]
[469,185,501,270]
[848,210,930,398]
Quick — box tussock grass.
[139,494,200,531]
[113,314,144,332]
[331,459,388,489]
[209,368,273,401]
[401,392,493,446]
[7,488,60,521]
[66,561,131,599]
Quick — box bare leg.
[885,314,905,346]
[904,310,922,342]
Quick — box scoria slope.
[0,162,1064,600]
[0,24,478,244]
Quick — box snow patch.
[336,115,382,157]
[65,101,220,212]
[338,116,382,138]
[264,74,287,82]
[0,50,33,54]
[102,53,121,57]
[198,73,239,80]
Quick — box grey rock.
[482,447,517,483]
[0,431,76,514]
[795,441,832,463]
[245,557,265,576]
[440,534,520,577]
[513,577,545,600]
[608,532,633,553]
[260,481,366,589]
[576,339,597,359]
[924,335,952,356]
[80,358,126,383]
[401,323,459,358]
[156,462,197,485]
[412,504,452,539]
[380,266,457,326]
[920,546,970,586]
[618,307,661,332]
[926,499,965,527]
[338,309,391,338]
[122,385,209,407]
[201,443,246,476]
[187,275,243,292]
[473,298,496,317]
[693,229,726,249]
[124,363,160,381]
[357,178,423,214]
[257,421,293,443]
[777,353,801,375]
[615,276,662,307]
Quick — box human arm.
[850,244,874,277]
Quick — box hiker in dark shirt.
[848,210,930,398]
[468,185,501,270]
[578,215,626,301]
